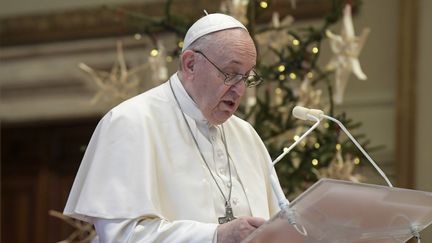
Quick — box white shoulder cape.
[64,80,280,223]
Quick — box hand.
[217,216,265,243]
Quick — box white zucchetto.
[182,13,248,52]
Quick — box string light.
[336,143,341,151]
[292,39,300,46]
[278,74,286,80]
[312,47,319,54]
[300,141,306,147]
[150,49,159,57]
[324,122,330,128]
[289,72,297,80]
[178,41,184,48]
[307,72,314,79]
[278,64,286,72]
[166,56,173,62]
[275,87,282,95]
[312,159,319,166]
[293,135,300,141]
[354,157,361,165]
[259,1,268,8]
[314,143,320,149]
[134,33,142,40]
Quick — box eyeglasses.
[194,50,263,88]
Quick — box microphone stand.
[321,114,393,187]
[270,112,322,210]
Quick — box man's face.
[190,29,257,125]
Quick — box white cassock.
[64,73,281,242]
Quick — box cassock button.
[219,168,226,175]
[217,150,224,158]
[232,198,239,206]
[226,182,232,188]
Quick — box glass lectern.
[244,179,432,243]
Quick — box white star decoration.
[79,41,149,105]
[326,4,370,104]
[78,41,168,104]
[220,0,249,25]
[296,77,322,108]
[49,210,95,242]
[290,0,297,9]
[255,12,294,52]
[148,40,168,85]
[314,149,363,183]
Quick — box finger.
[245,217,266,228]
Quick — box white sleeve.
[93,217,218,243]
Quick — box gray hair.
[178,33,217,71]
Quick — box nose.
[230,79,247,96]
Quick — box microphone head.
[293,106,310,120]
[309,109,324,119]
[292,106,324,121]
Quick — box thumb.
[245,217,266,228]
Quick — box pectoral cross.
[218,204,236,224]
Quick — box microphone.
[292,106,324,122]
[272,107,322,167]
[270,107,323,210]
[290,106,393,187]
[267,106,319,236]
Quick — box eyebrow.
[223,60,256,75]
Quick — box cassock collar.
[170,73,211,128]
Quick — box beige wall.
[416,0,432,193]
[416,0,432,240]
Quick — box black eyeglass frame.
[193,50,263,88]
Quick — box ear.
[180,50,196,81]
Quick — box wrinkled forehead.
[203,30,257,72]
[208,29,256,57]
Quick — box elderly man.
[65,13,281,242]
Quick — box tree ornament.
[79,41,147,105]
[314,149,364,182]
[220,0,250,25]
[255,12,294,52]
[290,0,297,9]
[49,210,95,242]
[148,40,168,85]
[296,77,323,109]
[326,4,370,104]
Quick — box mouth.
[223,100,235,107]
[221,100,237,113]
[221,100,237,114]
